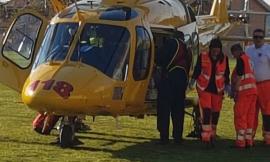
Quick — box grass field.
[0,82,270,162]
[0,59,270,162]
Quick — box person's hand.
[230,91,238,102]
[224,84,232,96]
[233,94,238,102]
[188,79,196,90]
[228,91,234,99]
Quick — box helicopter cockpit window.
[58,6,76,18]
[33,23,78,69]
[100,6,138,21]
[2,14,42,68]
[133,27,151,81]
[71,24,130,81]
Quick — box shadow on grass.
[76,135,143,145]
[2,132,270,162]
[112,139,270,162]
[72,133,270,162]
[77,131,156,140]
[0,135,54,146]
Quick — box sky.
[265,0,270,5]
[0,0,9,2]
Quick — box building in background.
[229,0,270,37]
[198,0,270,37]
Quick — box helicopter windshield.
[33,23,79,68]
[71,24,130,80]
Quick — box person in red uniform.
[246,29,270,145]
[189,38,230,145]
[230,43,257,148]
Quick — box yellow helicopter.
[0,0,230,147]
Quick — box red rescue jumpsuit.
[232,54,257,147]
[196,52,227,142]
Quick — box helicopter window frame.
[191,32,199,55]
[133,26,152,81]
[99,6,138,21]
[187,5,196,22]
[1,13,43,69]
[33,22,79,69]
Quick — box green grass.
[0,59,270,162]
[2,50,31,68]
[0,85,269,162]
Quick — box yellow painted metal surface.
[0,0,230,116]
[50,0,67,13]
[210,0,228,23]
[0,10,48,92]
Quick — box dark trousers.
[157,68,187,140]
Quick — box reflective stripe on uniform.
[238,83,256,91]
[217,87,224,92]
[167,38,180,70]
[240,73,255,80]
[202,124,211,131]
[245,128,253,140]
[237,129,245,140]
[196,82,205,91]
[246,128,253,134]
[217,72,225,75]
[168,66,187,74]
[202,73,210,80]
[216,75,223,80]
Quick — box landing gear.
[59,116,75,148]
[185,98,202,139]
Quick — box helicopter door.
[0,11,48,92]
[131,26,153,103]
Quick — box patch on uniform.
[112,87,124,100]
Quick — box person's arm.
[224,57,230,85]
[266,46,270,61]
[236,58,244,76]
[191,54,202,80]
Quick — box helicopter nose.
[21,64,113,114]
[22,80,79,113]
[22,80,56,111]
[21,75,102,113]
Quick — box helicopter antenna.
[74,0,79,12]
[74,0,83,20]
[88,0,94,9]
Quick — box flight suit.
[192,49,230,143]
[231,54,257,148]
[157,37,188,143]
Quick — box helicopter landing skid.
[59,116,76,148]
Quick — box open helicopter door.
[0,10,48,92]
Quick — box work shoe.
[173,138,183,145]
[210,136,215,147]
[230,145,246,149]
[263,140,270,146]
[156,139,169,145]
[246,139,254,148]
[201,132,211,143]
[235,140,246,148]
